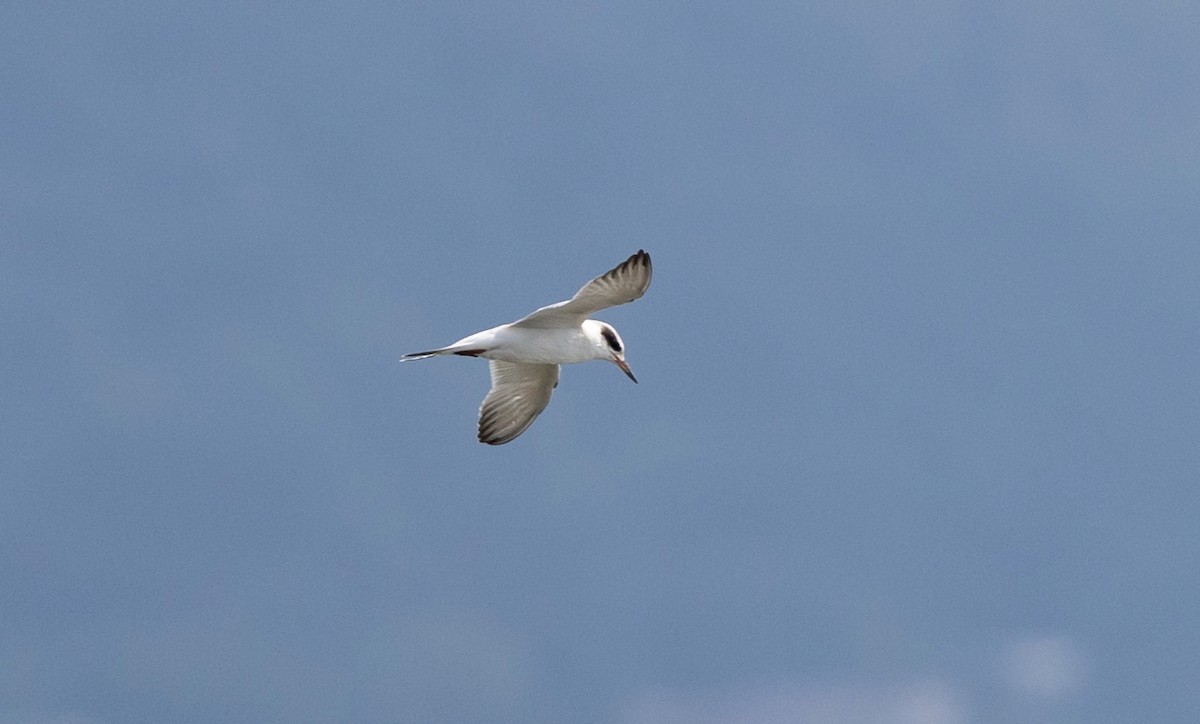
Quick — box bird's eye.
[600,327,622,352]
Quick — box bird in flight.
[402,250,652,445]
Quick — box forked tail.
[400,350,441,361]
[401,347,488,361]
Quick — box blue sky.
[3,2,1198,723]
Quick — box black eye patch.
[600,327,622,352]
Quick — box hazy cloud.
[619,679,966,724]
[999,634,1087,698]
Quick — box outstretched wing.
[477,361,560,445]
[511,250,652,328]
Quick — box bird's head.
[583,320,637,383]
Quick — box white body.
[443,321,610,365]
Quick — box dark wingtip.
[478,429,515,445]
[633,249,651,279]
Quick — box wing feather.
[511,250,652,328]
[477,361,560,445]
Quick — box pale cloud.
[618,678,967,724]
[999,634,1087,698]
